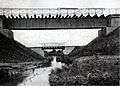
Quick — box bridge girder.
[0,8,119,30]
[3,17,107,30]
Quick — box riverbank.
[49,55,119,86]
[17,56,64,86]
[0,58,52,86]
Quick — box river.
[18,56,64,86]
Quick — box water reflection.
[18,56,64,86]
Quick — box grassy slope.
[49,28,120,85]
[68,27,119,57]
[49,56,119,85]
[0,32,44,63]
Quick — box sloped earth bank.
[0,56,63,86]
[49,55,119,86]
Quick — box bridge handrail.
[0,8,120,17]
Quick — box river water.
[18,56,64,86]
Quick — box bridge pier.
[98,14,120,37]
[106,14,120,35]
[0,17,13,39]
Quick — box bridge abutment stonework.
[0,17,13,39]
[106,14,120,35]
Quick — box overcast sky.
[13,29,99,47]
[1,0,120,47]
[0,0,120,8]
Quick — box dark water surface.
[17,56,64,86]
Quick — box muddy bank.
[49,55,119,86]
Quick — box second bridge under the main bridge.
[41,46,65,50]
[30,46,66,56]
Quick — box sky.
[0,0,120,8]
[1,0,120,47]
[13,29,99,47]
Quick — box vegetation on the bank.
[68,28,119,58]
[49,56,119,86]
[56,55,74,65]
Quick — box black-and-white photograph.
[0,0,120,86]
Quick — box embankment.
[0,31,44,63]
[49,55,119,86]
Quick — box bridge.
[41,46,65,50]
[0,8,119,57]
[39,42,66,50]
[0,8,119,40]
[0,8,119,31]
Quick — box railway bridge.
[0,8,120,41]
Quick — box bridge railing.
[0,8,120,18]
